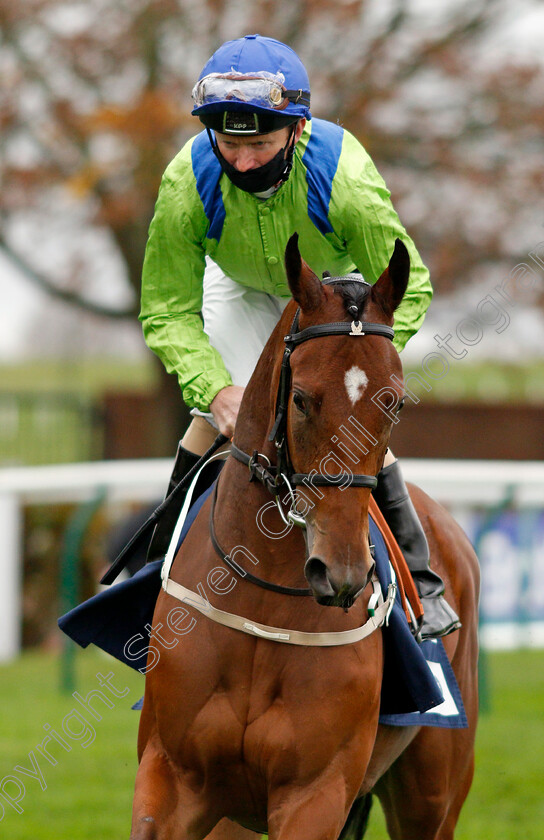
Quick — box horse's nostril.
[304,556,334,595]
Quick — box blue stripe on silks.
[191,131,226,242]
[302,118,344,236]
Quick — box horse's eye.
[396,397,405,415]
[293,392,307,414]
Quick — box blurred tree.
[0,0,201,449]
[0,0,191,318]
[1,0,543,447]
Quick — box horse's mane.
[323,273,371,321]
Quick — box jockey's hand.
[210,385,245,439]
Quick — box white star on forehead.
[344,366,369,406]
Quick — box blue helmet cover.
[192,34,311,121]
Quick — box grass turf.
[0,648,542,838]
[0,650,143,839]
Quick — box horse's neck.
[232,310,286,462]
[214,457,308,592]
[214,313,308,589]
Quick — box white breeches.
[192,258,290,423]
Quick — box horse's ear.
[370,239,410,318]
[285,233,324,312]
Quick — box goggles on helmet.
[192,71,310,113]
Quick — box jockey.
[140,34,460,640]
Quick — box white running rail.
[0,458,543,660]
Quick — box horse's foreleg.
[374,727,476,840]
[130,738,185,840]
[267,775,353,840]
[130,737,217,840]
[130,741,176,840]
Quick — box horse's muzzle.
[304,555,375,610]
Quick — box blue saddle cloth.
[59,486,466,727]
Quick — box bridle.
[230,283,395,531]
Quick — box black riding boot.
[146,443,201,563]
[373,460,461,640]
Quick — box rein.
[208,479,312,596]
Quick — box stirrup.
[418,596,462,641]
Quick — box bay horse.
[130,236,479,840]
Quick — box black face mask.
[208,126,297,194]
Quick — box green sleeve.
[330,133,432,352]
[139,157,233,412]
